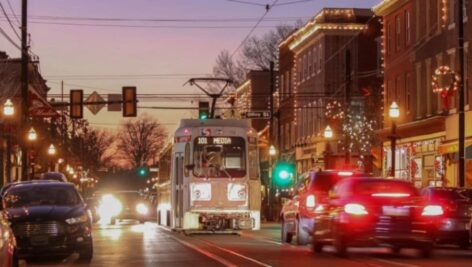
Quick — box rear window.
[431,189,472,200]
[352,180,418,197]
[310,172,369,192]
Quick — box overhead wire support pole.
[21,0,29,181]
[458,0,465,187]
[185,78,233,119]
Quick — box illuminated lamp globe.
[389,101,400,119]
[48,144,56,155]
[269,145,277,156]
[27,128,37,141]
[324,125,333,139]
[3,99,14,116]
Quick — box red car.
[280,170,369,245]
[312,177,441,257]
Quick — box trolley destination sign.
[197,137,234,145]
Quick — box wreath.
[432,66,460,109]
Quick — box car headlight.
[98,194,122,217]
[190,183,211,202]
[228,183,247,201]
[136,203,149,215]
[66,213,89,225]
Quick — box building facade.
[280,8,382,174]
[374,0,472,187]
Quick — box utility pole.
[458,0,465,187]
[21,0,29,180]
[268,61,274,221]
[344,49,351,166]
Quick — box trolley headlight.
[190,183,212,202]
[98,194,122,218]
[228,183,247,201]
[136,203,149,215]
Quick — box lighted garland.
[342,113,376,154]
[432,65,460,109]
[325,100,344,120]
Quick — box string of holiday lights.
[342,112,376,154]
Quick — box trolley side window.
[193,137,246,178]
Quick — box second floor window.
[387,22,393,56]
[405,10,411,45]
[396,15,402,51]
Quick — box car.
[280,170,370,245]
[39,172,68,182]
[312,177,441,257]
[0,212,18,267]
[2,182,93,261]
[95,191,152,224]
[421,187,472,249]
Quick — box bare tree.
[212,50,246,86]
[115,114,167,169]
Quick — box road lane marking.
[168,235,238,267]
[371,258,420,267]
[196,238,273,267]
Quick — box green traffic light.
[137,167,148,177]
[272,161,295,188]
[200,113,208,120]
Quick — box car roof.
[5,180,76,191]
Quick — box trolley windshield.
[193,137,246,178]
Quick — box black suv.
[2,181,93,261]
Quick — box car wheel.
[420,244,432,258]
[78,243,94,262]
[281,220,293,243]
[296,219,310,246]
[458,238,470,250]
[391,246,401,254]
[334,228,347,257]
[312,236,324,253]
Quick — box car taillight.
[338,171,353,176]
[421,205,444,216]
[371,193,410,198]
[344,203,368,215]
[306,195,316,208]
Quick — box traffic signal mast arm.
[186,78,234,119]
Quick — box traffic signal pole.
[458,0,465,187]
[21,0,29,180]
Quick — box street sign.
[85,91,105,115]
[107,94,122,111]
[243,111,271,119]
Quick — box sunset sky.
[1,0,379,133]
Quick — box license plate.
[30,235,49,246]
[382,206,410,216]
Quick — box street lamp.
[3,99,14,116]
[267,145,277,221]
[48,144,56,172]
[324,125,333,139]
[324,125,333,169]
[27,127,37,141]
[389,102,400,177]
[269,145,277,156]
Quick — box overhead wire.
[0,1,20,39]
[5,0,19,25]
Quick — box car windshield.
[431,189,472,200]
[193,136,246,178]
[4,185,81,208]
[353,180,418,197]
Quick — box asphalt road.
[21,221,472,267]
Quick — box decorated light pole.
[27,127,37,179]
[388,102,400,177]
[324,125,333,169]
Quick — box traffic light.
[123,86,137,117]
[198,101,210,120]
[70,90,83,119]
[137,166,149,177]
[272,161,295,188]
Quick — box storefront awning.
[438,139,472,154]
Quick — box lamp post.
[268,145,277,221]
[48,144,56,172]
[389,102,400,177]
[27,127,37,179]
[3,99,14,183]
[324,126,333,169]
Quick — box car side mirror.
[185,164,195,171]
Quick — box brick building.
[279,8,382,174]
[374,0,472,187]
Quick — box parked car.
[39,172,68,182]
[421,187,472,249]
[280,170,370,245]
[0,212,18,267]
[95,191,152,224]
[312,177,441,257]
[2,181,93,261]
